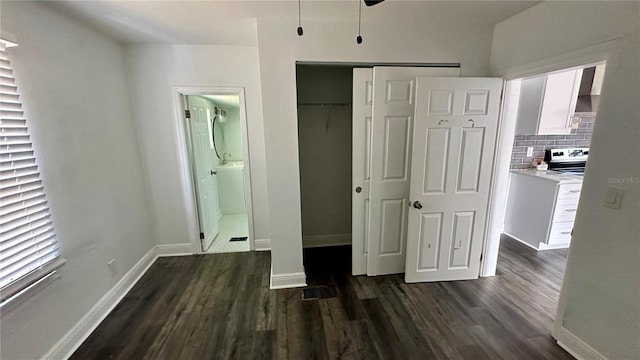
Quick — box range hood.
[575,64,605,114]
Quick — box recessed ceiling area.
[48,1,540,45]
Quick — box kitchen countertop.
[510,169,583,184]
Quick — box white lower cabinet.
[504,170,582,250]
[548,221,574,245]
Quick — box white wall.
[490,2,640,358]
[125,44,270,246]
[297,66,352,243]
[490,1,638,76]
[221,106,243,162]
[257,14,498,275]
[0,2,155,359]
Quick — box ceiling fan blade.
[364,0,385,6]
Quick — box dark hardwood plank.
[71,236,572,359]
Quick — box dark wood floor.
[72,236,571,359]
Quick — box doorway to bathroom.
[176,87,255,254]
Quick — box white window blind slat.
[1,178,41,196]
[1,152,35,164]
[1,101,21,110]
[1,145,33,156]
[2,208,50,232]
[1,238,58,270]
[0,84,18,94]
[0,225,53,251]
[0,93,20,100]
[0,230,55,257]
[0,165,38,180]
[1,172,40,187]
[2,188,45,208]
[2,201,48,225]
[0,119,27,127]
[2,200,48,220]
[0,168,39,182]
[1,244,59,286]
[1,217,53,242]
[1,159,36,170]
[0,236,57,268]
[0,45,61,303]
[0,77,16,87]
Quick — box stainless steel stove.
[544,148,589,176]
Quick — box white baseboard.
[156,243,194,257]
[42,247,158,360]
[254,238,271,251]
[555,326,608,360]
[270,268,307,289]
[504,233,570,251]
[303,233,352,248]
[538,242,571,251]
[503,232,541,251]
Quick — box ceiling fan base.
[364,0,385,6]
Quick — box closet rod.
[297,102,352,107]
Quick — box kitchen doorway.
[483,60,607,277]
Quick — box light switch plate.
[526,147,534,157]
[603,186,623,209]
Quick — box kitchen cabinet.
[515,69,583,135]
[503,170,582,250]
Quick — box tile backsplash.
[511,115,595,169]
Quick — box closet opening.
[296,65,354,273]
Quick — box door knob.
[355,186,362,193]
[412,201,423,209]
[210,170,217,175]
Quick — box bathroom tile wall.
[510,115,596,169]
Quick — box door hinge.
[199,232,204,240]
[185,109,191,119]
[480,253,483,262]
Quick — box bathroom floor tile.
[205,214,250,253]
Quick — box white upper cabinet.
[515,69,583,135]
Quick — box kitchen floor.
[72,234,572,359]
[205,214,250,253]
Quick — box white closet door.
[352,68,373,275]
[404,77,502,283]
[366,66,459,276]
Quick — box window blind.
[0,42,62,303]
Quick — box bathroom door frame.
[172,86,256,253]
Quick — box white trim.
[537,242,570,251]
[303,234,351,248]
[554,327,609,360]
[156,243,195,257]
[172,87,256,254]
[254,238,271,251]
[0,38,18,48]
[480,79,520,277]
[0,257,66,305]
[494,40,614,80]
[270,268,307,289]
[503,232,569,251]
[41,247,158,360]
[502,233,540,251]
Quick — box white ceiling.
[202,95,240,110]
[50,0,540,45]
